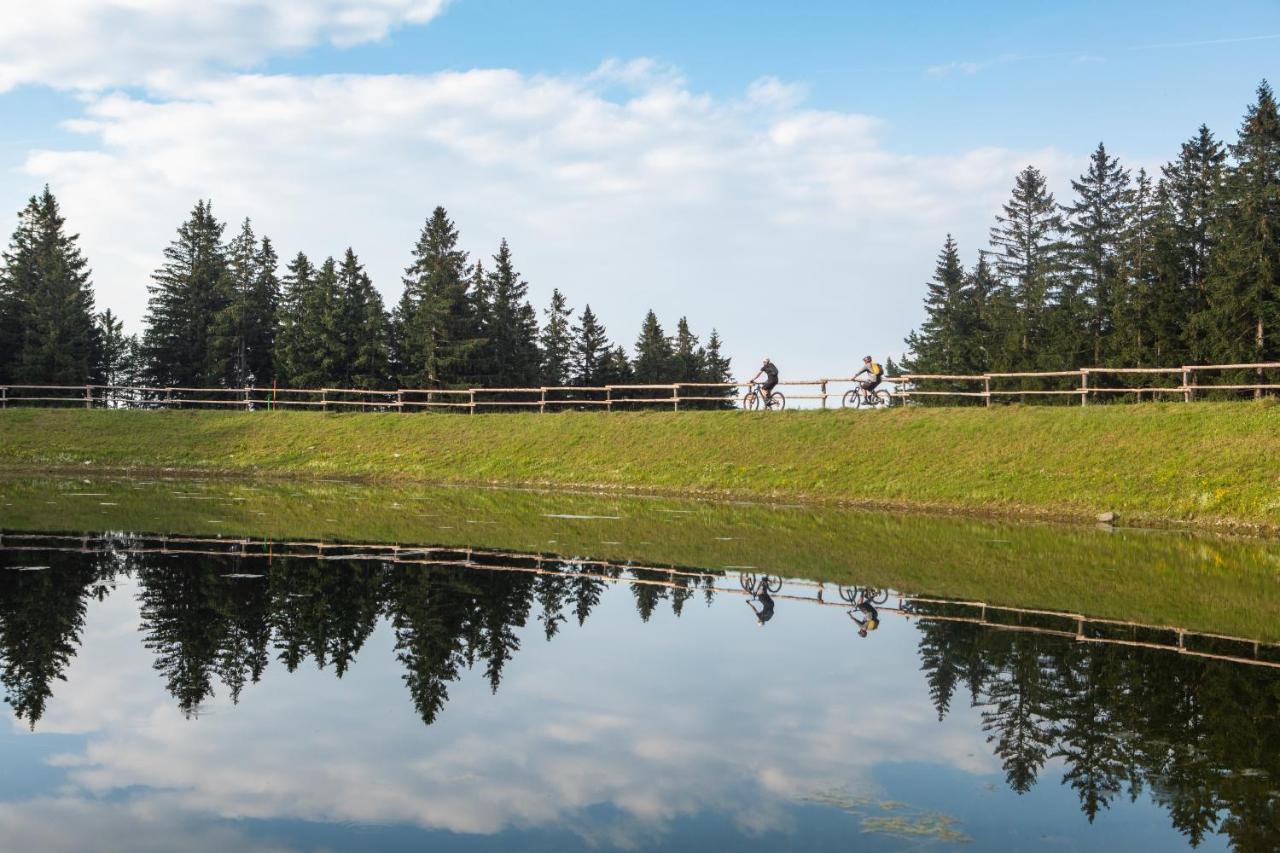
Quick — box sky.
[1,0,1277,380]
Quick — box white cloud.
[0,0,450,92]
[17,63,1081,377]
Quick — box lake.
[1,476,1277,851]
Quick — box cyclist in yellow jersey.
[854,355,883,395]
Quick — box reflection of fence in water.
[4,361,1280,411]
[4,531,1278,670]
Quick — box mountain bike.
[740,573,783,596]
[742,383,786,411]
[842,383,892,409]
[838,585,889,606]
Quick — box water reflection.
[2,532,1278,850]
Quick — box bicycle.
[741,573,783,596]
[742,383,786,411]
[838,585,889,606]
[842,382,892,409]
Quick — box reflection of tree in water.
[913,610,1280,850]
[270,558,384,677]
[0,549,115,728]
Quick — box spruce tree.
[1,188,101,385]
[903,234,976,376]
[274,252,321,386]
[701,328,735,408]
[601,345,634,385]
[96,309,139,388]
[392,207,479,387]
[570,304,611,385]
[483,239,540,387]
[336,248,390,390]
[632,310,674,383]
[1062,143,1132,364]
[989,166,1065,368]
[539,289,574,386]
[671,317,704,382]
[1165,127,1227,362]
[142,200,228,387]
[280,256,344,388]
[1202,81,1280,369]
[209,220,279,387]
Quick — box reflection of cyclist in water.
[746,577,776,626]
[849,599,879,637]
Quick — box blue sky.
[1,0,1276,379]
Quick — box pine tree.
[1164,125,1227,357]
[273,252,316,386]
[336,248,390,390]
[1202,81,1280,372]
[903,234,976,376]
[700,328,735,408]
[1,188,102,385]
[142,200,228,387]
[539,288,574,386]
[601,345,633,385]
[570,304,611,385]
[392,207,479,387]
[96,309,139,389]
[632,310,674,383]
[671,317,704,382]
[208,220,279,387]
[483,239,540,387]
[989,166,1065,368]
[1062,143,1132,364]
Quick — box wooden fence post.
[1,387,6,410]
[1080,370,1088,407]
[85,385,92,409]
[606,387,613,413]
[321,390,327,412]
[1183,368,1192,403]
[820,380,828,409]
[244,386,252,411]
[540,387,547,414]
[397,390,404,412]
[469,389,476,415]
[673,385,680,412]
[984,376,991,407]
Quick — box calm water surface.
[1,478,1277,852]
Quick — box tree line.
[904,81,1280,381]
[0,200,733,396]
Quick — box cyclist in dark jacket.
[748,358,780,403]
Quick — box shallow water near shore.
[1,476,1278,851]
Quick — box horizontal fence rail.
[2,361,1279,412]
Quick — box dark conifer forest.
[4,82,1278,394]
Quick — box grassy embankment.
[3,476,1280,640]
[2,403,1279,529]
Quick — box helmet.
[762,357,771,364]
[862,355,872,363]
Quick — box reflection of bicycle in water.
[742,573,781,625]
[840,585,886,637]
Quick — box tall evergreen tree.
[989,166,1064,368]
[482,239,540,387]
[1202,81,1280,371]
[392,207,479,387]
[632,310,674,383]
[903,234,977,376]
[96,309,139,388]
[539,288,574,386]
[1164,124,1227,359]
[274,252,317,386]
[571,304,611,385]
[1062,143,1132,364]
[671,317,704,382]
[602,345,634,385]
[0,188,101,385]
[700,328,735,408]
[209,220,279,387]
[142,200,228,387]
[336,248,390,389]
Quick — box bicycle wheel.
[742,391,760,411]
[843,389,863,409]
[838,585,859,604]
[740,573,758,594]
[766,391,786,411]
[862,587,889,606]
[873,389,892,407]
[764,576,782,594]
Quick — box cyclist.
[849,597,880,638]
[746,577,776,626]
[854,355,883,401]
[748,358,780,404]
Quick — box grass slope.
[2,403,1279,528]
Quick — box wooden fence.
[2,361,1279,411]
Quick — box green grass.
[3,475,1280,641]
[2,402,1280,528]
